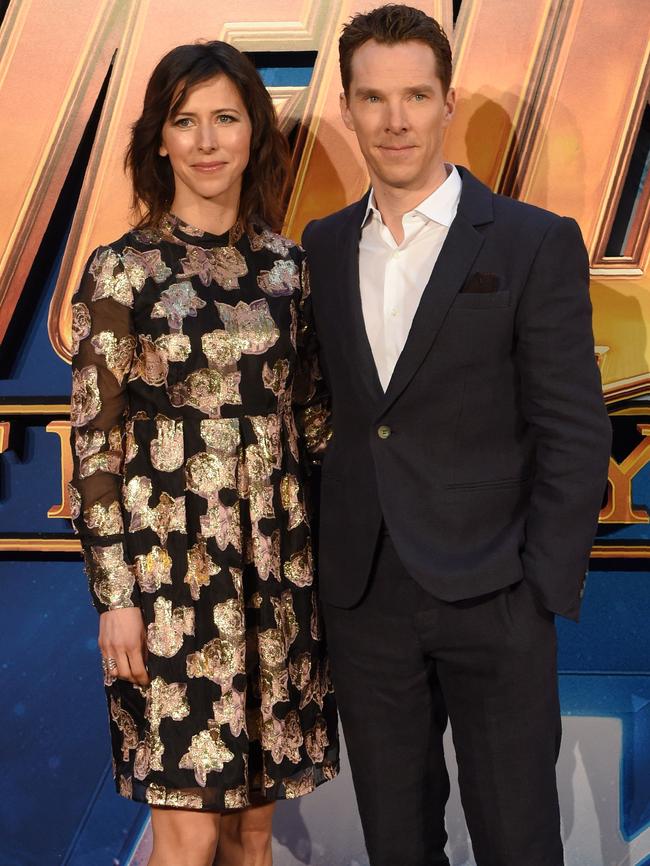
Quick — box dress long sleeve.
[69,246,140,614]
[293,254,331,457]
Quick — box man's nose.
[385,101,408,133]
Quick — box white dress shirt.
[358,164,462,390]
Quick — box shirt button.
[390,309,397,317]
[392,250,400,259]
[377,425,392,439]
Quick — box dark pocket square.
[460,272,500,293]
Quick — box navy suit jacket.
[302,166,611,620]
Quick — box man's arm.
[515,216,612,619]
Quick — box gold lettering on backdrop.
[46,420,73,519]
[0,422,10,453]
[0,0,132,345]
[599,425,650,524]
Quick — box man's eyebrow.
[404,84,436,93]
[353,87,383,98]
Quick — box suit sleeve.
[515,217,611,618]
[69,246,140,614]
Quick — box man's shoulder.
[491,191,563,231]
[302,197,365,248]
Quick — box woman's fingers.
[127,645,150,687]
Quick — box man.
[301,5,612,866]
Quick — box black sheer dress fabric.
[69,213,339,810]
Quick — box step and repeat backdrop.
[1,1,650,864]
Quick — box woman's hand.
[99,607,150,687]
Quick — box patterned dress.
[69,214,339,810]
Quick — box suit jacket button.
[377,425,392,439]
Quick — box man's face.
[341,39,455,194]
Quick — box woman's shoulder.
[248,222,303,260]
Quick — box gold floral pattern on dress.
[85,501,123,536]
[150,416,184,472]
[169,368,242,417]
[157,333,192,362]
[216,299,280,356]
[272,590,300,649]
[121,246,172,289]
[129,336,169,386]
[284,544,313,587]
[123,476,186,546]
[186,630,246,690]
[280,474,306,530]
[71,366,102,427]
[80,450,122,479]
[257,258,300,297]
[152,281,206,331]
[71,302,91,354]
[180,244,248,289]
[213,689,246,738]
[261,710,303,765]
[144,676,190,771]
[202,330,241,370]
[247,526,280,581]
[147,596,195,657]
[68,483,81,521]
[241,444,274,523]
[310,592,321,641]
[258,629,290,715]
[200,418,240,454]
[185,451,238,498]
[91,331,136,384]
[185,537,219,601]
[262,359,289,396]
[224,785,249,809]
[299,405,332,454]
[134,546,173,593]
[89,248,135,307]
[249,415,282,471]
[284,768,316,799]
[201,500,242,553]
[110,697,139,760]
[74,429,105,460]
[90,543,135,609]
[119,775,133,799]
[179,722,235,787]
[304,716,329,764]
[146,784,203,810]
[249,226,295,255]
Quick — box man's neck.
[372,162,450,245]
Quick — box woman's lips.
[192,161,227,172]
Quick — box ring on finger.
[107,657,118,671]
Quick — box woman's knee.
[150,807,220,866]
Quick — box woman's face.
[159,74,252,212]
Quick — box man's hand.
[99,607,149,687]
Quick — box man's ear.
[339,91,355,131]
[443,86,456,125]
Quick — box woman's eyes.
[173,114,237,127]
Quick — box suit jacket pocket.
[444,475,529,491]
[451,290,511,309]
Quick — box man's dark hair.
[339,4,452,96]
[125,41,290,232]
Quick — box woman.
[69,41,338,866]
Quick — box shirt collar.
[362,163,462,229]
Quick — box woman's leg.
[148,807,221,866]
[215,801,275,866]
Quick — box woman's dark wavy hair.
[125,41,290,232]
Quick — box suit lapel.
[338,197,384,401]
[379,168,494,414]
